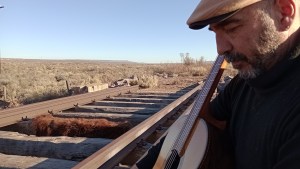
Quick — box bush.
[180,53,206,66]
[181,53,194,66]
[138,75,158,88]
[191,67,208,76]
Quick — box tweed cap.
[187,0,262,29]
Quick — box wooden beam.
[0,131,112,161]
[0,153,78,169]
[53,112,150,125]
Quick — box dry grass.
[138,75,159,88]
[0,59,236,107]
[32,115,132,139]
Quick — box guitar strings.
[164,56,224,169]
[174,57,222,150]
[166,57,223,168]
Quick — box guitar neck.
[173,55,227,154]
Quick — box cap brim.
[188,10,239,30]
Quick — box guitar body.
[153,115,208,169]
[178,118,208,169]
[153,115,234,169]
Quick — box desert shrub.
[0,78,11,86]
[138,75,158,88]
[22,88,68,104]
[55,75,65,82]
[180,53,194,66]
[183,56,195,66]
[178,72,191,77]
[195,56,205,66]
[192,71,201,76]
[153,64,189,76]
[180,53,206,67]
[191,66,208,76]
[129,79,139,86]
[169,80,179,85]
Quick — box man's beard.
[224,52,263,79]
[224,9,282,79]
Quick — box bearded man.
[133,0,300,168]
[189,0,300,168]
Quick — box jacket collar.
[246,40,300,91]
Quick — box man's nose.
[216,33,233,55]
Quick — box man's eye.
[224,25,240,33]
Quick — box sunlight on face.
[225,8,282,79]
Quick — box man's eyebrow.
[208,18,242,31]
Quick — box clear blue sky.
[0,0,218,63]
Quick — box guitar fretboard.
[172,55,225,152]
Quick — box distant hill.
[1,58,138,64]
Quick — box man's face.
[209,2,283,79]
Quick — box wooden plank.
[0,153,78,169]
[53,112,150,125]
[117,94,180,99]
[93,100,168,108]
[0,131,112,161]
[73,105,159,115]
[105,97,176,103]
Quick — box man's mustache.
[224,53,248,63]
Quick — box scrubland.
[0,58,236,107]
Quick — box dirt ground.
[145,76,203,92]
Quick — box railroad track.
[0,83,202,169]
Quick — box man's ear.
[275,0,296,30]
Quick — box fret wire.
[172,55,224,151]
[176,71,217,149]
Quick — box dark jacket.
[211,42,300,169]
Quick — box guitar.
[153,55,234,169]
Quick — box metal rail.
[0,85,139,127]
[73,84,201,169]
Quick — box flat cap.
[187,0,262,29]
